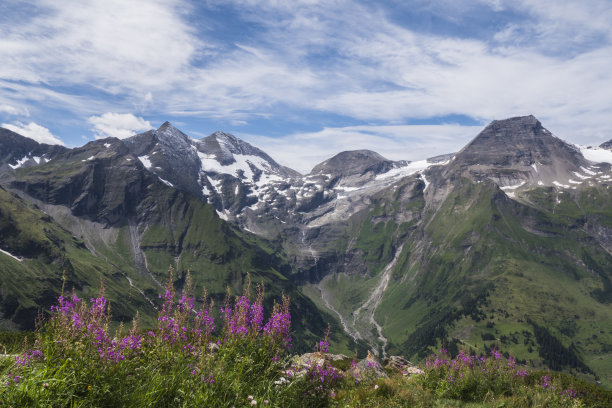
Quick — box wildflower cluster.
[262,296,292,350]
[418,347,580,405]
[539,375,578,400]
[221,283,265,337]
[14,349,43,368]
[282,353,344,406]
[47,287,142,364]
[1,270,330,407]
[315,324,331,354]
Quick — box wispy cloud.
[0,104,29,116]
[240,124,482,173]
[0,0,611,156]
[2,121,64,145]
[88,113,152,139]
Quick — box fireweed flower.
[51,293,81,314]
[15,349,43,367]
[262,295,292,349]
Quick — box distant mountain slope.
[3,116,612,385]
[0,128,66,174]
[0,131,350,352]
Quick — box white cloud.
[88,113,152,139]
[0,0,611,151]
[2,121,64,145]
[0,104,29,116]
[240,124,482,174]
[0,0,202,113]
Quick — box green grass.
[4,289,611,407]
[1,172,351,353]
[355,178,612,386]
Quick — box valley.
[2,116,612,386]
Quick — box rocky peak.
[0,127,67,171]
[454,115,582,168]
[154,122,193,150]
[599,139,612,150]
[310,150,396,177]
[199,131,242,165]
[443,115,592,193]
[122,122,202,197]
[198,131,296,177]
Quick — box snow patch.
[138,155,152,169]
[216,210,230,221]
[580,166,596,176]
[500,181,526,190]
[568,179,582,184]
[375,160,429,180]
[104,143,111,148]
[158,177,174,187]
[9,156,30,169]
[0,248,21,262]
[531,163,538,172]
[579,146,612,164]
[334,186,360,192]
[207,176,223,194]
[573,172,589,180]
[537,181,544,186]
[198,151,279,186]
[553,181,570,188]
[421,173,430,191]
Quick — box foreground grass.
[1,273,611,407]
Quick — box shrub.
[0,271,339,407]
[416,347,581,407]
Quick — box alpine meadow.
[2,0,612,406]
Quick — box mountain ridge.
[3,115,612,385]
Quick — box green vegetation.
[0,176,349,352]
[305,177,612,387]
[3,284,611,407]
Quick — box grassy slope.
[1,173,350,352]
[376,179,612,386]
[0,186,156,330]
[136,183,350,352]
[302,177,426,353]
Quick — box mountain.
[2,116,612,386]
[0,129,347,351]
[0,128,66,174]
[599,140,612,150]
[444,115,600,194]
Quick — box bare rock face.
[123,122,203,198]
[9,138,154,226]
[0,127,66,174]
[311,150,398,178]
[441,115,592,192]
[350,351,388,380]
[294,352,349,368]
[599,139,612,150]
[383,355,423,376]
[455,115,580,167]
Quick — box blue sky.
[0,0,611,173]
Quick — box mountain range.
[2,115,612,386]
